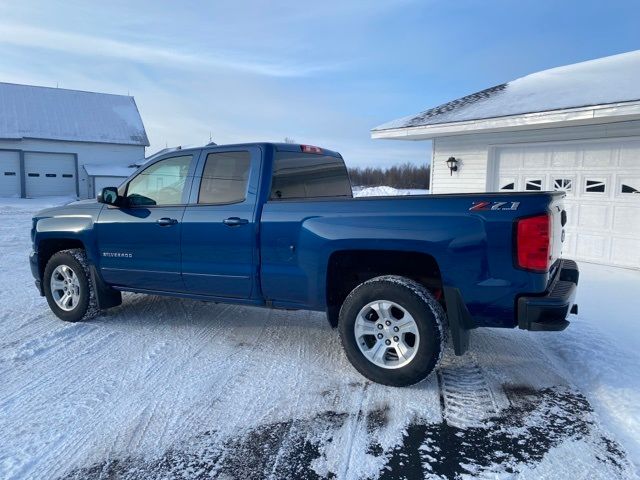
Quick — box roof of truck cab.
[148,142,342,159]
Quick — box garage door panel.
[575,233,608,260]
[577,203,610,229]
[522,147,547,168]
[616,175,640,197]
[563,203,578,227]
[582,144,617,168]
[551,147,579,168]
[562,231,577,258]
[24,152,76,197]
[613,206,640,236]
[611,238,640,267]
[0,151,21,197]
[619,141,640,169]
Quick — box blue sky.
[0,0,639,167]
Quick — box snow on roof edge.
[373,50,640,132]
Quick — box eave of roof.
[371,100,640,140]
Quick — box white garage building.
[0,82,148,199]
[372,51,640,269]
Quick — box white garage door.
[0,150,21,197]
[24,152,77,197]
[495,139,640,269]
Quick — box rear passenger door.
[180,146,262,298]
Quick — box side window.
[126,155,192,206]
[198,151,251,204]
[270,152,352,200]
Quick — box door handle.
[157,217,178,226]
[223,217,249,226]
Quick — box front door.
[96,154,195,291]
[180,147,261,298]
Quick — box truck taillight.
[516,214,551,272]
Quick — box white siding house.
[0,82,148,199]
[372,51,640,269]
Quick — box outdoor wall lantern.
[446,156,459,176]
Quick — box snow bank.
[353,186,429,197]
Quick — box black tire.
[338,275,447,387]
[43,248,98,322]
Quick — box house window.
[500,182,515,190]
[585,179,606,193]
[525,179,542,191]
[553,178,572,192]
[621,184,639,194]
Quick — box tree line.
[348,163,430,189]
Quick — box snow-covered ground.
[353,186,429,197]
[1,198,639,479]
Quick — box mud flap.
[90,265,122,310]
[443,287,475,356]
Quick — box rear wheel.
[338,275,446,387]
[43,249,98,322]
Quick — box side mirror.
[97,187,120,205]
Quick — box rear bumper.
[517,259,579,331]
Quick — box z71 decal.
[469,201,520,211]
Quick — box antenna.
[209,131,212,143]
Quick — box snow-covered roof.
[373,50,640,132]
[0,82,149,146]
[83,164,138,177]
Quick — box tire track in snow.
[436,352,499,428]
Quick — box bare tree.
[348,163,430,189]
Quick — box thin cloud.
[0,23,339,77]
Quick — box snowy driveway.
[1,199,639,479]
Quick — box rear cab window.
[270,150,352,200]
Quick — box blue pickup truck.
[30,142,578,386]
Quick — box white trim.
[371,101,640,140]
[429,141,435,193]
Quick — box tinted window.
[126,155,192,206]
[270,152,352,200]
[198,151,251,204]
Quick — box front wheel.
[338,275,447,387]
[43,249,98,322]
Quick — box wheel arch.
[37,237,86,282]
[325,249,444,328]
